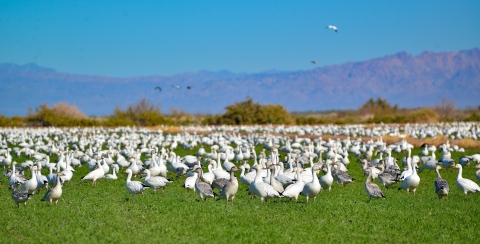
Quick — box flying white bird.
[326,25,338,32]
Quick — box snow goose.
[319,163,334,191]
[239,165,255,185]
[104,166,118,180]
[434,165,449,201]
[249,164,282,202]
[300,165,321,203]
[35,163,49,193]
[364,168,385,201]
[267,164,284,193]
[332,162,355,187]
[282,167,305,202]
[127,157,141,178]
[274,162,295,187]
[81,160,105,185]
[9,162,28,189]
[212,158,230,180]
[124,168,149,198]
[147,152,162,177]
[398,161,420,195]
[217,166,240,204]
[361,160,380,179]
[156,152,168,177]
[183,171,198,195]
[142,169,173,194]
[399,156,415,181]
[60,159,75,185]
[211,177,229,192]
[41,172,66,205]
[46,166,57,184]
[440,158,455,172]
[201,163,215,185]
[11,189,33,207]
[418,159,440,173]
[454,164,480,195]
[193,167,216,201]
[476,165,480,183]
[21,166,38,195]
[377,164,398,189]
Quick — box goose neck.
[457,165,463,179]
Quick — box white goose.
[249,164,282,202]
[455,164,480,195]
[148,152,162,177]
[183,171,198,195]
[267,165,284,193]
[9,162,28,189]
[300,165,321,203]
[142,169,173,194]
[124,168,149,198]
[239,165,255,185]
[281,167,305,202]
[201,163,215,185]
[319,162,334,191]
[41,172,66,205]
[398,160,420,195]
[81,159,105,185]
[104,166,118,180]
[21,166,38,195]
[156,153,168,178]
[476,165,480,183]
[212,158,230,180]
[35,163,49,193]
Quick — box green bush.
[0,115,25,127]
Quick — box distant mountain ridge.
[1,48,479,116]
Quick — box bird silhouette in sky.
[326,25,338,32]
[311,61,318,64]
[155,86,161,91]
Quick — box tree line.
[0,97,478,127]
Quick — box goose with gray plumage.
[217,166,239,204]
[193,167,216,201]
[434,165,449,201]
[11,189,33,207]
[364,168,385,201]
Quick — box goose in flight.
[326,25,338,32]
[173,85,181,89]
[155,87,161,91]
[311,61,317,64]
[187,86,192,90]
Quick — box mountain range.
[1,48,479,117]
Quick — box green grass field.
[1,145,479,243]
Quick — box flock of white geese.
[1,123,480,207]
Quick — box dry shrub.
[384,135,480,150]
[52,102,87,119]
[407,108,438,123]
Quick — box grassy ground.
[1,145,479,243]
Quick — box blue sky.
[1,1,479,77]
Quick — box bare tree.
[435,98,455,120]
